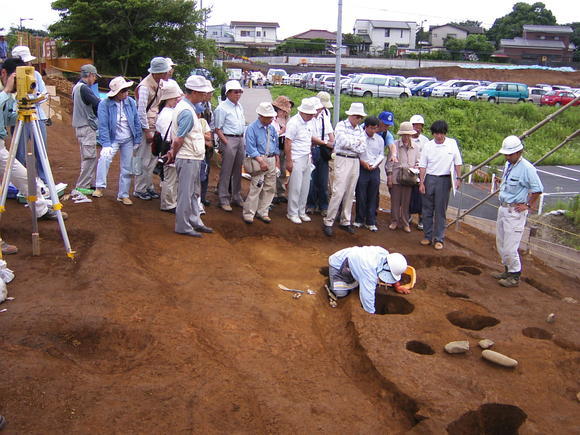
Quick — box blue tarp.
[460,64,575,72]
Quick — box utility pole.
[19,17,33,31]
[333,0,343,126]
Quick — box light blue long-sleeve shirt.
[244,119,279,158]
[329,246,389,314]
[499,157,543,204]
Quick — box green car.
[477,82,529,103]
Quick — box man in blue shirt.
[242,102,280,224]
[0,32,8,61]
[494,136,543,287]
[378,111,396,159]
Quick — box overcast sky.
[1,0,578,40]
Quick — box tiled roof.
[289,29,337,40]
[523,25,573,34]
[230,21,279,28]
[500,37,567,49]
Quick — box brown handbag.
[397,167,419,186]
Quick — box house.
[289,29,337,43]
[429,24,485,48]
[353,20,417,54]
[206,21,279,51]
[499,25,575,64]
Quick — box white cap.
[256,102,277,117]
[410,114,425,124]
[499,135,524,154]
[185,75,212,92]
[225,80,243,93]
[107,76,134,97]
[297,97,317,115]
[345,102,367,117]
[12,45,35,62]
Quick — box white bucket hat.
[297,97,317,115]
[225,80,243,93]
[185,75,212,92]
[397,121,417,136]
[311,97,324,110]
[160,80,183,101]
[204,78,215,92]
[256,102,277,117]
[165,57,177,67]
[345,102,367,117]
[107,76,134,97]
[12,45,35,62]
[148,57,171,74]
[316,91,333,108]
[410,114,425,124]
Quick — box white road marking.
[536,168,579,182]
[556,166,580,174]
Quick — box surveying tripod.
[0,66,74,258]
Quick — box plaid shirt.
[333,119,366,156]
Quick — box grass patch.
[271,86,580,165]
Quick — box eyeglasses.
[231,90,243,94]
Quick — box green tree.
[567,22,580,61]
[49,0,218,77]
[275,38,326,54]
[450,20,483,29]
[487,2,557,46]
[342,33,364,55]
[444,37,466,60]
[464,34,495,60]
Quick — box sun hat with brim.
[378,111,394,125]
[397,121,417,136]
[316,91,333,108]
[311,97,324,110]
[11,46,35,63]
[185,75,212,92]
[345,102,367,117]
[272,96,294,113]
[256,102,277,117]
[297,97,317,115]
[80,64,101,78]
[204,79,215,92]
[148,57,171,74]
[160,80,183,101]
[107,76,134,97]
[165,57,177,67]
[225,80,243,93]
[410,114,425,124]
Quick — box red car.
[539,90,580,107]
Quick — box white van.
[266,68,288,85]
[350,74,411,98]
[226,68,242,81]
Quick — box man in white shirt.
[284,98,317,223]
[214,80,246,211]
[306,92,335,216]
[418,120,462,250]
[323,103,367,237]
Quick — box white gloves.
[100,146,114,158]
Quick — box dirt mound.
[0,111,578,432]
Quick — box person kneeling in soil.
[328,246,410,314]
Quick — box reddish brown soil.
[0,111,578,433]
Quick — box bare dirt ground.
[0,102,579,433]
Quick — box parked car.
[418,81,443,97]
[412,80,440,96]
[404,76,437,87]
[350,74,411,98]
[551,85,572,91]
[292,73,305,86]
[540,90,580,107]
[266,68,288,85]
[305,72,333,90]
[226,68,242,81]
[431,80,480,98]
[347,74,364,95]
[314,73,335,91]
[322,75,348,92]
[527,87,548,104]
[477,82,529,103]
[456,85,488,101]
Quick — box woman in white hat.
[386,121,420,233]
[155,80,184,213]
[93,77,141,205]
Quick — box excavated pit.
[406,340,435,355]
[447,403,527,434]
[522,327,553,340]
[446,310,500,331]
[375,294,415,315]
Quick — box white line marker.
[536,169,579,182]
[556,166,580,174]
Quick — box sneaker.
[287,214,302,224]
[417,223,424,230]
[39,209,68,221]
[492,267,509,280]
[403,226,411,233]
[434,241,444,250]
[1,241,18,255]
[389,223,397,230]
[305,207,316,215]
[243,217,254,224]
[221,204,233,212]
[146,188,160,199]
[320,209,327,217]
[76,187,94,195]
[499,273,520,288]
[256,215,271,224]
[117,197,133,206]
[92,188,104,198]
[420,239,432,246]
[339,225,355,234]
[323,225,333,237]
[353,222,363,228]
[133,191,152,200]
[195,225,214,233]
[299,214,311,222]
[161,207,176,214]
[366,225,378,232]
